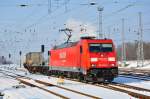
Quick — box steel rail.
[35,79,101,99]
[0,69,69,99]
[17,78,69,99]
[96,84,150,99]
[58,76,150,99]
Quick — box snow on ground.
[114,77,150,96]
[18,78,92,99]
[118,60,150,69]
[29,74,136,99]
[0,63,150,99]
[0,69,61,99]
[3,87,60,99]
[0,64,135,99]
[116,60,150,89]
[114,76,150,90]
[0,74,20,90]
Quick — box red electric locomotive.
[49,37,118,82]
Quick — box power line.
[48,0,52,14]
[22,0,71,31]
[18,1,127,34]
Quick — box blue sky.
[0,0,150,63]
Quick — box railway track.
[0,69,28,79]
[35,79,101,99]
[33,76,150,99]
[119,68,150,81]
[0,69,101,99]
[96,83,150,99]
[119,68,150,76]
[0,70,69,99]
[18,78,101,99]
[17,78,70,99]
[1,68,150,99]
[112,82,150,92]
[62,77,150,99]
[26,73,150,99]
[118,74,150,81]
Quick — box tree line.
[117,42,150,61]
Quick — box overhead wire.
[23,0,72,51]
[53,1,137,32]
[22,0,70,31]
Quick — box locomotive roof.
[52,38,113,49]
[53,41,79,49]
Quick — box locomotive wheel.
[82,76,88,83]
[105,78,114,82]
[77,75,84,82]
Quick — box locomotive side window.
[89,43,113,52]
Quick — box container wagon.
[24,52,48,74]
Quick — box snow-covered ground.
[0,72,63,99]
[116,60,150,91]
[0,71,134,99]
[0,62,150,99]
[30,75,136,99]
[114,76,150,90]
[118,60,150,69]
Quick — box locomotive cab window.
[89,43,113,52]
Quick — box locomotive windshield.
[89,43,113,52]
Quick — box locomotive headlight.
[108,57,115,61]
[91,58,98,62]
[111,63,115,66]
[91,64,96,67]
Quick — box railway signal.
[9,54,11,59]
[41,45,45,66]
[19,51,22,68]
[8,53,11,66]
[41,45,45,52]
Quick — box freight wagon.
[24,52,48,74]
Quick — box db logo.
[59,52,66,59]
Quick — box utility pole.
[137,12,144,67]
[97,7,103,39]
[48,0,51,14]
[64,0,69,12]
[121,18,126,66]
